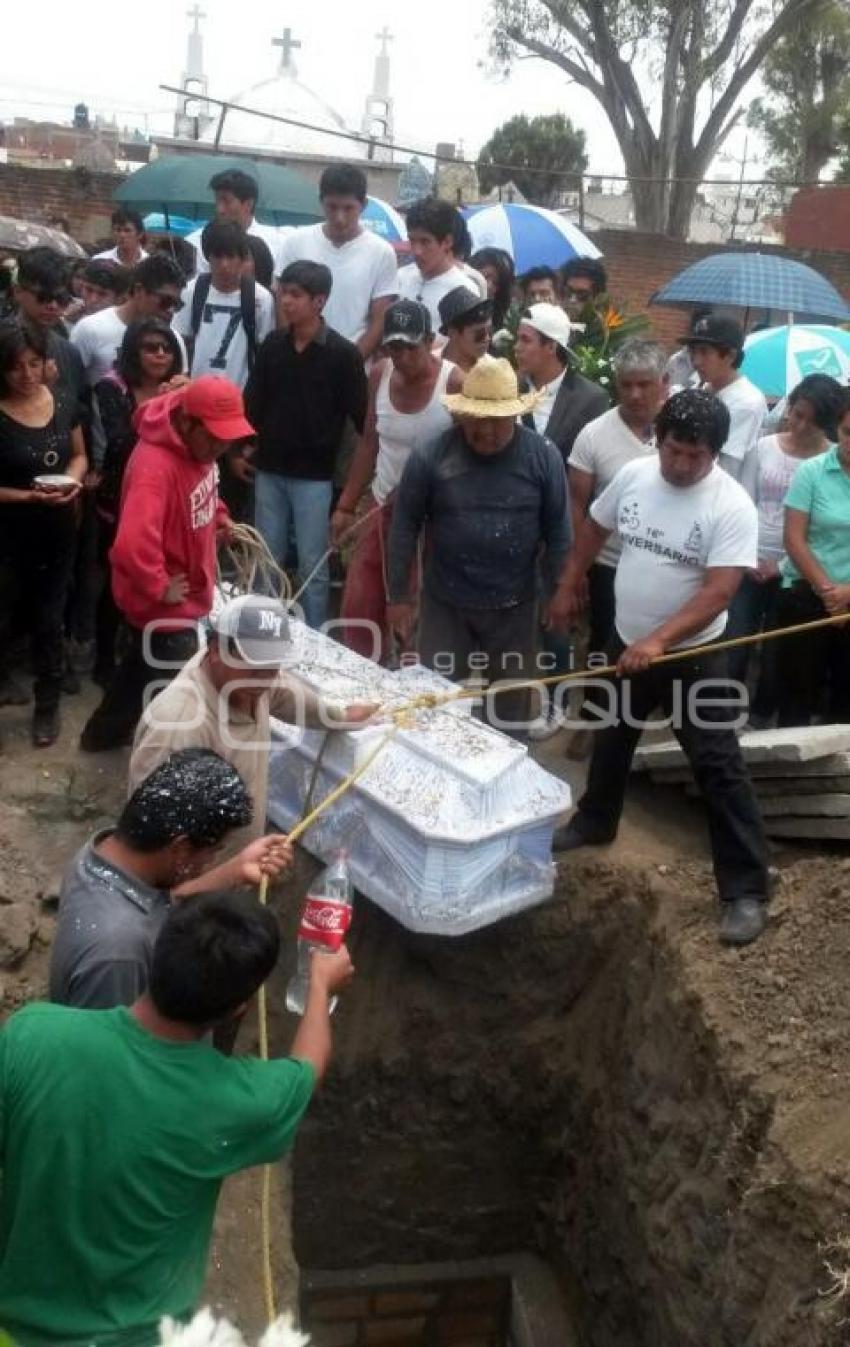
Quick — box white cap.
[519,302,583,348]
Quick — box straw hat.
[442,355,543,419]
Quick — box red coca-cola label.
[299,896,352,951]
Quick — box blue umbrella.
[462,203,600,274]
[143,212,198,237]
[361,196,407,244]
[651,252,850,322]
[742,324,850,398]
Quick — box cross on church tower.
[187,3,205,32]
[376,25,393,54]
[273,26,301,72]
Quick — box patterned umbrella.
[742,324,850,398]
[650,252,850,322]
[361,197,407,244]
[462,203,601,274]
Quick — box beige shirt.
[129,651,328,850]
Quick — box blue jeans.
[254,472,333,630]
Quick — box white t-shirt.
[92,246,148,266]
[185,218,290,278]
[71,306,187,386]
[395,264,478,339]
[532,371,566,437]
[716,375,767,496]
[277,224,398,345]
[570,407,656,568]
[173,278,275,389]
[754,434,812,561]
[591,457,757,648]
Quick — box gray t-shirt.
[49,831,171,1010]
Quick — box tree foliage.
[489,0,824,238]
[477,112,588,206]
[748,1,850,183]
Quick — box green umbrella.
[114,153,321,227]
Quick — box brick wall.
[0,163,121,245]
[594,229,850,350]
[302,1270,511,1346]
[785,186,850,254]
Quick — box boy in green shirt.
[0,890,353,1347]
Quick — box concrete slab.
[756,776,850,797]
[763,816,850,840]
[759,794,850,817]
[635,728,850,772]
[648,752,850,784]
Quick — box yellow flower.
[602,304,626,331]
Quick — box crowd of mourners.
[1,158,850,1346]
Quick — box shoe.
[528,704,569,742]
[79,719,133,752]
[32,706,60,748]
[0,674,30,706]
[718,898,767,947]
[62,666,81,695]
[552,822,614,852]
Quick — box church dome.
[204,42,361,160]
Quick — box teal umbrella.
[115,153,321,227]
[742,324,850,398]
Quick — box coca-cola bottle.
[286,851,353,1016]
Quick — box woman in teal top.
[776,390,850,726]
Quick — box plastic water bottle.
[286,852,353,1016]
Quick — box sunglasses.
[153,292,184,314]
[140,340,172,355]
[22,286,69,306]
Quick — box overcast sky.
[2,0,757,181]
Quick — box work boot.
[32,705,60,748]
[552,821,614,852]
[718,898,767,947]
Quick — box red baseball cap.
[181,375,255,442]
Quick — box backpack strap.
[240,276,258,369]
[190,272,213,339]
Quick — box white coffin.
[266,622,571,935]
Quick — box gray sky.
[1,0,626,171]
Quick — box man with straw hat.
[386,355,571,732]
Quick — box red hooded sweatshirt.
[110,389,230,631]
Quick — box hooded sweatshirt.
[110,390,229,631]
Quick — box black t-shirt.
[0,388,79,550]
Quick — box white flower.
[157,1310,311,1347]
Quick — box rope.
[289,501,385,608]
[251,604,850,1322]
[218,523,292,604]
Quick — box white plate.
[33,474,78,490]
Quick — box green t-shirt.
[781,444,850,586]
[0,1003,315,1347]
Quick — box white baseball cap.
[519,302,583,348]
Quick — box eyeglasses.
[140,340,172,355]
[153,292,184,314]
[567,288,593,303]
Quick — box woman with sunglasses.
[91,318,184,687]
[0,320,86,746]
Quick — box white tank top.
[373,358,455,504]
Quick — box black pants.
[577,563,618,721]
[573,639,769,905]
[93,515,121,679]
[81,624,199,749]
[0,523,76,711]
[775,580,850,728]
[725,574,782,721]
[419,591,537,732]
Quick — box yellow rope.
[252,604,850,1321]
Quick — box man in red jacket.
[81,376,252,752]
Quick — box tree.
[477,112,588,207]
[489,0,824,238]
[748,1,850,183]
